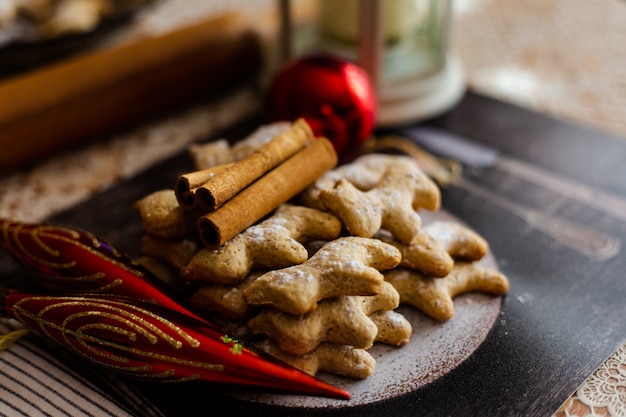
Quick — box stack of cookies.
[134,122,509,380]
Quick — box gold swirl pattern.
[8,223,78,269]
[1,221,354,399]
[0,219,231,339]
[0,220,145,293]
[9,295,226,381]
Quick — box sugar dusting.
[228,209,504,409]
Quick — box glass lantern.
[278,0,465,125]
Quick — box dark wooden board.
[2,92,626,416]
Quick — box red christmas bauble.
[268,54,377,161]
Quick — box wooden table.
[1,1,624,415]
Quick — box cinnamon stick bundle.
[193,118,315,211]
[175,164,233,209]
[197,137,338,248]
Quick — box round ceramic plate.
[229,209,504,409]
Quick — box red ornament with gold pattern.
[0,289,349,398]
[0,219,350,399]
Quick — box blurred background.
[1,0,624,219]
[1,0,624,136]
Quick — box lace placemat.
[554,342,626,417]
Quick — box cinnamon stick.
[197,137,338,248]
[194,118,314,211]
[175,164,233,209]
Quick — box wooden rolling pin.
[0,13,263,172]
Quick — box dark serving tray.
[2,91,625,416]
